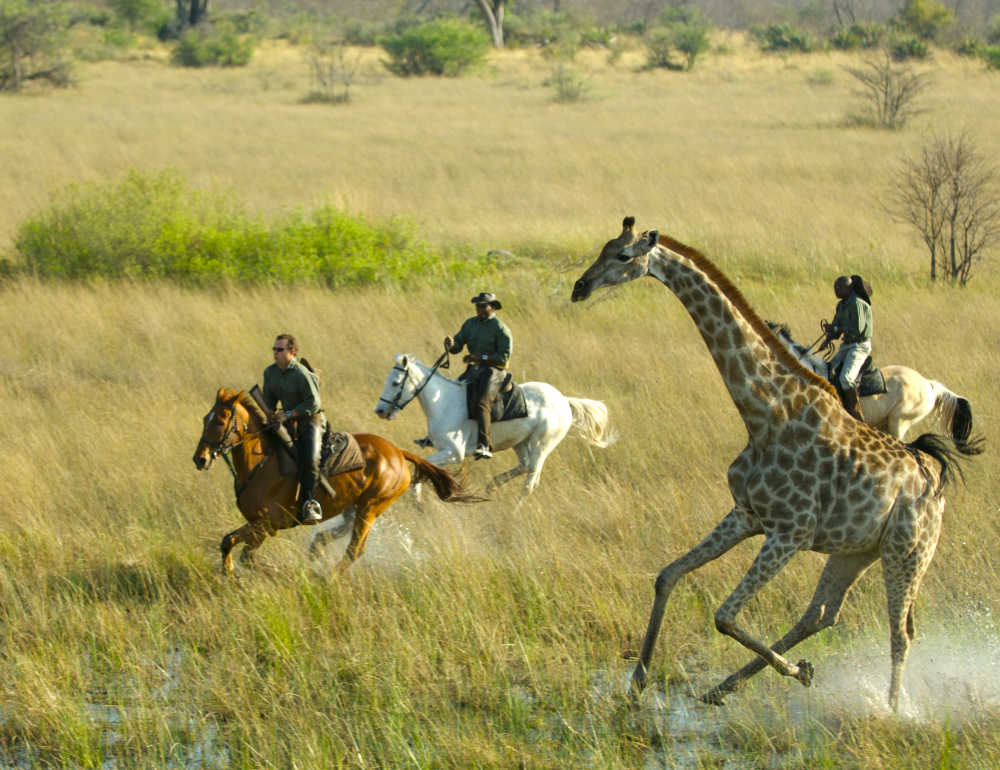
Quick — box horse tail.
[904,433,977,497]
[400,450,484,503]
[566,398,619,448]
[927,381,983,455]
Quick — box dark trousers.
[473,366,505,449]
[294,416,323,503]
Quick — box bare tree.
[175,0,208,28]
[884,130,1000,285]
[845,50,929,130]
[304,38,361,104]
[473,0,505,48]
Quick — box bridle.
[378,350,450,415]
[197,398,272,499]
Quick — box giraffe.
[571,218,979,710]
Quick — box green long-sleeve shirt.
[450,313,513,367]
[830,291,873,344]
[262,359,322,415]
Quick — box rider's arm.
[289,367,321,416]
[449,323,468,354]
[838,298,864,340]
[491,321,512,366]
[262,366,281,411]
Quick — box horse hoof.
[795,659,814,687]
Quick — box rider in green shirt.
[263,333,324,523]
[822,275,873,422]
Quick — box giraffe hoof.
[795,659,814,687]
[699,689,727,706]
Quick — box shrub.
[0,0,73,91]
[752,23,817,53]
[955,37,983,56]
[546,62,591,101]
[983,46,1000,69]
[891,35,929,60]
[831,27,860,50]
[503,8,573,48]
[108,0,169,34]
[381,18,489,77]
[645,26,684,69]
[988,14,1000,45]
[13,170,482,286]
[172,23,255,67]
[899,0,954,40]
[644,9,711,71]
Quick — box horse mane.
[219,388,268,429]
[407,356,464,388]
[657,234,839,398]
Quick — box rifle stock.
[249,385,273,419]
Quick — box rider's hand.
[444,336,454,351]
[274,410,289,424]
[822,322,833,334]
[462,354,475,364]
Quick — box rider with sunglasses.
[263,333,324,524]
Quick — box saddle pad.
[277,432,366,479]
[466,381,529,423]
[858,368,887,397]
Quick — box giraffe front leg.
[631,507,760,699]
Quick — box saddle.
[465,372,529,423]
[831,356,887,397]
[275,425,366,480]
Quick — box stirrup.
[300,499,322,524]
[413,436,434,449]
[474,444,493,460]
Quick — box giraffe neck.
[647,249,790,444]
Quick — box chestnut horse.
[193,388,475,574]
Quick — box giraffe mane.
[657,234,839,399]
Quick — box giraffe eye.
[617,253,632,262]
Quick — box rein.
[198,399,272,501]
[378,350,451,414]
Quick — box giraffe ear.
[646,230,659,248]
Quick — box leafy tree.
[899,0,954,41]
[381,19,489,77]
[109,0,169,33]
[0,0,71,92]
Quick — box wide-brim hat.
[471,292,502,310]
[850,275,873,305]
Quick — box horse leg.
[487,443,530,492]
[521,423,564,496]
[308,508,357,559]
[886,413,912,441]
[701,551,878,703]
[220,522,270,575]
[337,497,396,573]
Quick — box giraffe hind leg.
[701,551,878,704]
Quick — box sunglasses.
[272,346,290,352]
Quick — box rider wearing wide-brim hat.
[822,275,873,422]
[441,292,513,460]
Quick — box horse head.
[375,354,417,421]
[193,387,248,470]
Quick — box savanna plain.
[1,41,999,768]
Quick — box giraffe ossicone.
[573,217,975,711]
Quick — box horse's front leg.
[220,521,270,575]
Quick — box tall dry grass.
[0,266,996,766]
[0,35,998,768]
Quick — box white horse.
[767,321,976,446]
[373,354,617,494]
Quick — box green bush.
[891,35,929,60]
[899,0,954,40]
[172,23,255,67]
[12,170,483,286]
[381,18,489,77]
[644,8,710,70]
[988,14,1000,45]
[751,23,817,52]
[108,0,170,34]
[983,46,1000,68]
[830,27,860,50]
[955,37,983,56]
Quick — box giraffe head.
[571,217,659,302]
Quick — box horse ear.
[216,387,227,400]
[401,355,409,367]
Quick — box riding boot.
[840,387,865,423]
[296,417,323,523]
